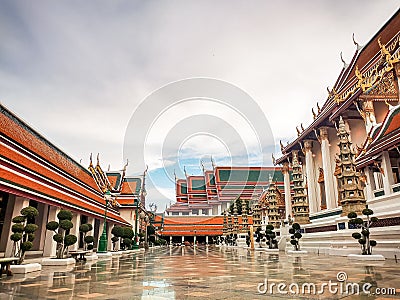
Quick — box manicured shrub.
[348,208,378,255]
[45,209,77,258]
[9,206,39,264]
[79,223,94,251]
[289,223,303,251]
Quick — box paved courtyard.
[1,246,399,299]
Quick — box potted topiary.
[10,206,39,264]
[44,209,77,261]
[8,206,42,274]
[288,223,306,253]
[347,208,383,260]
[111,225,124,251]
[79,223,94,251]
[121,227,134,251]
[265,225,278,250]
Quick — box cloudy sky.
[1,1,399,211]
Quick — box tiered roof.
[0,104,129,225]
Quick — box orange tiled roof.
[0,105,100,191]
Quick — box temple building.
[275,9,400,256]
[160,165,292,243]
[0,104,148,258]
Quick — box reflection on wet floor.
[1,246,399,299]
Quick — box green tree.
[45,209,77,258]
[348,208,378,255]
[289,223,302,251]
[79,223,94,251]
[10,206,39,264]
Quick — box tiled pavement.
[1,246,399,299]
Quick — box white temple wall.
[374,102,390,124]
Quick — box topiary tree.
[10,206,39,264]
[348,208,378,255]
[121,227,134,250]
[289,223,302,251]
[265,224,278,249]
[79,223,94,251]
[111,225,124,251]
[45,209,77,259]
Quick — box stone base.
[96,252,112,259]
[287,250,308,255]
[85,254,98,261]
[348,254,385,261]
[41,258,76,266]
[263,249,279,253]
[341,202,366,217]
[10,263,42,274]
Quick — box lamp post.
[133,200,139,249]
[98,190,111,253]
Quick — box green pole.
[98,190,111,253]
[133,200,139,249]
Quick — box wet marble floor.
[0,246,400,299]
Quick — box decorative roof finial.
[317,102,321,113]
[312,108,316,119]
[296,126,301,136]
[340,51,348,68]
[280,140,284,152]
[301,123,305,131]
[327,86,332,95]
[272,153,276,165]
[89,153,93,167]
[352,33,362,51]
[96,153,100,166]
[184,166,188,177]
[173,169,177,182]
[200,160,205,172]
[211,155,216,168]
[107,164,110,171]
[123,159,129,172]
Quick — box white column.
[319,127,337,210]
[181,236,184,244]
[364,167,374,200]
[169,236,172,245]
[43,206,61,257]
[70,212,81,250]
[381,151,394,195]
[304,140,318,213]
[282,162,292,219]
[37,203,49,251]
[217,204,222,215]
[205,236,209,245]
[4,196,30,257]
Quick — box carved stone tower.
[266,175,281,228]
[336,116,366,216]
[291,150,310,224]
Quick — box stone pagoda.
[241,198,249,232]
[266,175,281,229]
[336,116,366,216]
[251,202,261,231]
[222,210,228,236]
[233,202,239,234]
[291,150,310,224]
